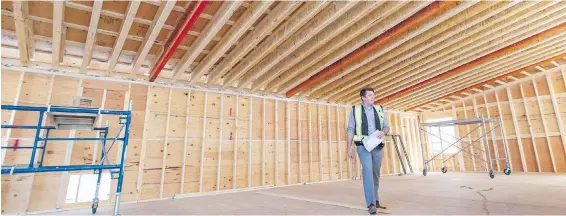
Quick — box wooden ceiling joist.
[267,1,429,94]
[188,1,272,85]
[338,2,566,104]
[106,1,141,75]
[130,1,176,76]
[51,1,65,70]
[391,38,566,110]
[222,2,329,89]
[173,1,242,82]
[80,0,103,74]
[12,1,32,65]
[251,1,385,92]
[149,1,209,82]
[380,31,566,108]
[285,1,461,98]
[386,39,566,109]
[313,1,520,100]
[330,1,555,102]
[205,2,300,86]
[235,1,360,91]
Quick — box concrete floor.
[37,172,566,215]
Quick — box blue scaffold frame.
[1,103,132,216]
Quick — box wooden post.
[308,103,313,182]
[180,89,191,193]
[452,104,466,172]
[346,107,352,178]
[394,113,401,172]
[199,92,208,192]
[317,104,323,180]
[248,96,253,187]
[482,94,501,172]
[505,87,527,172]
[1,72,24,165]
[262,98,265,186]
[327,105,332,180]
[217,93,224,191]
[336,106,343,179]
[136,85,152,201]
[159,88,173,198]
[519,83,541,172]
[472,97,489,171]
[545,73,566,158]
[461,100,477,171]
[233,95,239,189]
[275,101,279,186]
[298,102,303,183]
[532,77,557,172]
[56,78,84,208]
[286,101,291,184]
[494,89,514,170]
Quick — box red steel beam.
[407,53,566,111]
[149,1,209,82]
[375,22,566,105]
[285,1,458,98]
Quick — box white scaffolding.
[419,116,512,178]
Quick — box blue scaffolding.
[1,103,132,215]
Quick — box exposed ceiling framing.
[1,0,566,112]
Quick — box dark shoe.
[368,204,377,215]
[376,201,387,209]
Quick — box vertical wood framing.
[298,102,303,183]
[482,94,501,172]
[56,78,83,208]
[248,96,253,187]
[545,73,566,157]
[462,100,477,171]
[180,89,191,193]
[52,1,64,69]
[308,103,313,181]
[1,72,24,165]
[532,77,557,172]
[199,92,209,192]
[394,113,401,172]
[217,93,224,191]
[233,95,239,189]
[472,97,489,171]
[159,87,173,198]
[505,87,527,172]
[317,104,323,180]
[519,83,541,172]
[262,98,266,186]
[286,101,291,184]
[136,85,152,201]
[327,105,332,180]
[275,101,279,185]
[494,89,514,170]
[452,104,466,172]
[336,106,343,179]
[90,89,108,166]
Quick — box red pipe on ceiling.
[376,22,566,105]
[407,53,566,111]
[149,1,209,82]
[284,1,458,98]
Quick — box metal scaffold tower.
[419,117,512,179]
[1,102,132,215]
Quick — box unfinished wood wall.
[421,65,566,173]
[1,70,421,214]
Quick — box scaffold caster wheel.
[441,167,448,173]
[504,167,511,175]
[423,169,427,176]
[489,170,495,179]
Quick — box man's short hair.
[360,88,374,98]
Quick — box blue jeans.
[357,145,383,207]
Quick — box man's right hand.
[348,146,354,159]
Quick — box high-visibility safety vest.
[353,105,384,142]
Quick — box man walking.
[347,88,390,214]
